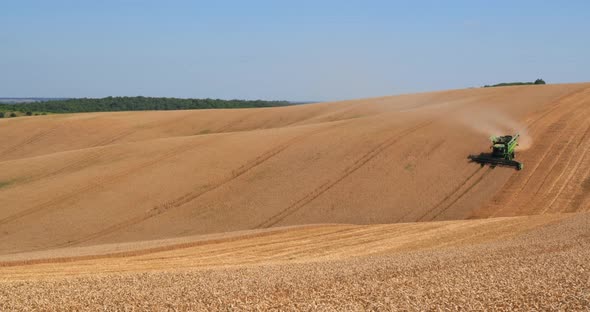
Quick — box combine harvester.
[468,134,523,170]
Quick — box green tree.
[25,111,33,116]
[9,112,17,117]
[534,79,546,85]
[0,112,4,118]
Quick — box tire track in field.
[92,128,138,147]
[427,168,492,221]
[409,90,585,221]
[524,87,590,129]
[413,167,485,222]
[524,103,590,208]
[0,151,104,191]
[515,104,581,191]
[3,115,203,189]
[0,138,214,226]
[567,147,590,212]
[534,113,590,199]
[510,89,590,214]
[577,123,590,148]
[485,88,590,217]
[91,113,196,147]
[256,120,434,229]
[468,88,589,218]
[54,125,334,247]
[543,128,590,213]
[8,147,113,189]
[0,124,61,160]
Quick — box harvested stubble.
[1,213,589,310]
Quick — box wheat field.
[1,83,590,310]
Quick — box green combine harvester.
[468,133,523,170]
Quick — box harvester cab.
[491,134,519,160]
[468,133,523,170]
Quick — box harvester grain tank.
[468,133,523,170]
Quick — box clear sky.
[1,1,589,101]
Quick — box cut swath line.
[0,224,346,268]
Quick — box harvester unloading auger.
[468,134,523,170]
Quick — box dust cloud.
[454,109,533,151]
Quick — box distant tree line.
[0,96,293,114]
[0,112,18,118]
[484,79,546,88]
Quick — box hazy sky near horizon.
[1,1,589,101]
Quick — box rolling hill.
[1,83,589,309]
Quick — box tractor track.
[524,86,590,129]
[2,112,198,164]
[543,131,590,213]
[484,88,590,217]
[0,137,216,227]
[488,89,590,217]
[428,168,491,221]
[4,84,590,257]
[515,90,590,214]
[92,128,137,147]
[517,102,584,190]
[577,123,590,148]
[53,125,335,248]
[91,113,197,147]
[538,120,590,202]
[0,124,61,161]
[414,167,486,222]
[256,120,434,229]
[526,104,590,202]
[567,149,590,212]
[4,147,112,189]
[13,114,293,189]
[254,94,514,229]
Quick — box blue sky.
[1,1,589,101]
